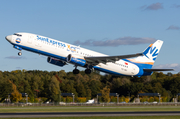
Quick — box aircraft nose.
[5,35,12,42]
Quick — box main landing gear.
[85,68,91,74]
[73,68,79,74]
[73,66,92,74]
[85,65,92,74]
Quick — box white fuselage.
[6,33,140,76]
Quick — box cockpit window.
[13,33,22,36]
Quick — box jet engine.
[47,57,66,67]
[66,54,86,66]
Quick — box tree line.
[0,70,179,103]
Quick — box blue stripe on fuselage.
[93,66,129,76]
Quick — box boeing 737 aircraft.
[5,33,173,77]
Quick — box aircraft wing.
[85,53,143,65]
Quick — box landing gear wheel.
[85,69,91,74]
[18,52,22,56]
[73,69,79,74]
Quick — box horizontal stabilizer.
[143,69,174,72]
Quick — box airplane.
[5,32,173,77]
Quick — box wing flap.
[85,53,143,65]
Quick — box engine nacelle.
[47,57,66,67]
[66,54,86,66]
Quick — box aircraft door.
[28,35,33,44]
[12,36,15,43]
[75,46,80,55]
[35,36,41,47]
[131,65,136,75]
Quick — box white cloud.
[172,4,180,8]
[141,3,163,11]
[166,25,180,30]
[74,37,156,47]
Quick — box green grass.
[2,116,180,119]
[1,106,180,119]
[0,106,180,113]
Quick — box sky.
[0,0,180,73]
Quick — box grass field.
[2,116,180,119]
[0,106,180,113]
[1,106,180,119]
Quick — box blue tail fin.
[128,40,163,67]
[143,40,163,62]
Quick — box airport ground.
[1,106,180,118]
[1,116,180,119]
[1,106,180,112]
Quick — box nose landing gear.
[18,52,22,56]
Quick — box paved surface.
[1,111,180,118]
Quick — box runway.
[1,111,180,118]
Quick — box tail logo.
[144,45,158,61]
